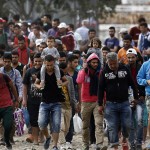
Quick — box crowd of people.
[0,14,150,150]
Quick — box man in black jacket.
[98,52,138,150]
[126,48,145,150]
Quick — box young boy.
[40,36,61,89]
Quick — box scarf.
[85,65,99,96]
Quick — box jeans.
[38,102,61,133]
[129,102,145,146]
[104,101,131,147]
[0,106,13,145]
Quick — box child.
[87,37,103,68]
[40,36,61,89]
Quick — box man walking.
[34,55,68,150]
[77,53,106,150]
[98,52,138,150]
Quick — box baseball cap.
[0,18,6,23]
[126,48,137,55]
[119,28,128,34]
[35,39,43,47]
[58,22,67,28]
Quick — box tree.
[0,0,120,22]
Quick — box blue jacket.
[137,59,150,95]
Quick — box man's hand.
[13,101,19,108]
[22,100,27,107]
[139,96,145,101]
[131,99,138,107]
[147,80,150,85]
[18,97,23,102]
[98,106,104,115]
[75,102,81,113]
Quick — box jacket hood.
[86,53,99,63]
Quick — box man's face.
[39,44,47,52]
[88,31,96,39]
[14,27,21,35]
[102,50,109,60]
[89,59,99,70]
[21,24,27,31]
[59,57,66,63]
[3,58,12,69]
[47,39,55,47]
[18,40,25,49]
[69,59,78,69]
[33,29,40,36]
[33,58,42,69]
[52,21,58,28]
[140,25,147,34]
[123,40,131,49]
[127,53,137,65]
[109,29,115,37]
[9,24,14,32]
[61,67,68,75]
[59,28,66,33]
[12,54,19,64]
[107,59,118,71]
[45,60,55,72]
[43,16,48,23]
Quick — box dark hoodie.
[98,63,138,106]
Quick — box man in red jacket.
[0,73,18,149]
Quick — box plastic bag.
[73,113,82,133]
[22,107,30,128]
[14,108,25,136]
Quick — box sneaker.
[91,144,97,149]
[60,144,66,150]
[44,137,51,150]
[52,146,59,150]
[6,143,12,150]
[122,142,129,150]
[82,145,89,150]
[26,134,33,143]
[66,142,72,149]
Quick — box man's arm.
[137,63,148,86]
[78,84,82,104]
[34,78,41,89]
[22,84,28,107]
[61,75,68,86]
[111,46,118,52]
[15,70,23,100]
[127,68,138,100]
[9,80,18,102]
